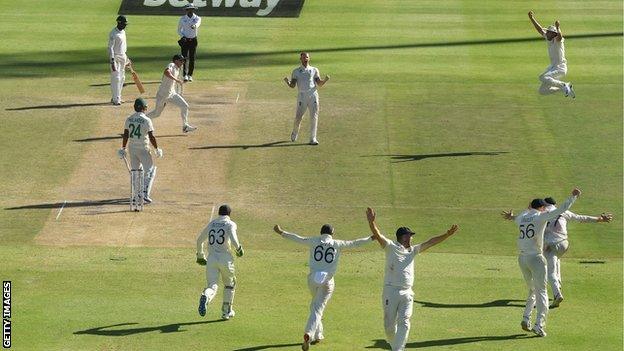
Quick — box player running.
[542,197,612,307]
[501,188,581,337]
[528,11,575,98]
[365,208,459,351]
[196,204,244,320]
[273,223,373,350]
[283,52,330,145]
[117,98,162,204]
[147,54,197,133]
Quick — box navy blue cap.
[544,197,556,205]
[172,54,186,61]
[395,226,415,238]
[531,198,547,209]
[320,224,334,235]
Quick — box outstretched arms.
[366,207,388,248]
[554,20,563,41]
[419,225,460,253]
[528,11,545,36]
[273,224,310,245]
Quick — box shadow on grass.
[189,140,310,150]
[371,151,508,163]
[5,198,128,210]
[2,32,620,78]
[367,334,532,349]
[89,81,161,87]
[232,343,303,351]
[73,134,187,143]
[414,299,525,308]
[74,320,225,336]
[6,102,113,111]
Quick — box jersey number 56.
[518,223,535,239]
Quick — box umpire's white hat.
[184,3,198,10]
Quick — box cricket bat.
[128,64,146,94]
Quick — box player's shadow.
[367,334,532,349]
[5,198,128,210]
[413,299,525,308]
[73,320,224,336]
[6,102,113,111]
[371,151,508,163]
[89,81,161,87]
[189,140,310,150]
[232,343,303,351]
[73,134,187,143]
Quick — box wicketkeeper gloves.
[235,246,244,257]
[196,257,207,265]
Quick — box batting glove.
[155,148,163,158]
[196,257,207,266]
[235,246,244,257]
[117,148,127,159]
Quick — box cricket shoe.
[309,140,319,146]
[198,294,207,317]
[521,319,531,332]
[221,309,235,320]
[188,76,193,82]
[290,132,298,142]
[301,333,310,351]
[143,196,153,204]
[183,75,189,82]
[567,83,575,99]
[532,325,547,337]
[550,294,564,308]
[183,124,198,133]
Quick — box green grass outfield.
[0,0,622,350]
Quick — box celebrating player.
[117,98,162,205]
[528,11,575,98]
[273,223,373,350]
[365,208,459,351]
[542,197,612,307]
[108,15,131,106]
[283,52,330,145]
[501,188,581,337]
[196,204,244,320]
[147,54,197,133]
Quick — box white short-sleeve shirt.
[291,65,320,93]
[124,112,153,149]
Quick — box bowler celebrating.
[366,208,459,351]
[283,52,330,145]
[196,205,244,320]
[528,11,575,98]
[273,223,372,351]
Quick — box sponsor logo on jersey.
[119,0,305,17]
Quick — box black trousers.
[178,37,198,76]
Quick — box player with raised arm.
[273,223,373,350]
[528,11,575,98]
[147,54,197,133]
[366,208,459,351]
[501,188,581,337]
[283,52,330,145]
[196,204,244,320]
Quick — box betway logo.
[145,0,279,16]
[119,0,305,17]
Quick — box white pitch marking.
[55,200,67,220]
[235,93,240,104]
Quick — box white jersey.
[514,196,577,255]
[291,65,320,93]
[196,215,241,259]
[178,14,201,38]
[108,27,127,60]
[281,232,371,277]
[124,112,153,149]
[381,237,421,289]
[544,205,598,245]
[156,62,182,98]
[544,35,566,67]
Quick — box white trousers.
[519,254,548,328]
[110,55,127,103]
[383,286,413,351]
[203,255,236,312]
[292,91,319,142]
[304,273,334,341]
[538,65,568,95]
[147,93,189,127]
[128,146,153,172]
[544,240,569,298]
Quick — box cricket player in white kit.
[528,11,575,98]
[117,98,163,203]
[196,204,244,320]
[273,223,372,350]
[283,52,330,145]
[501,188,581,337]
[109,15,131,105]
[365,208,459,351]
[147,54,197,133]
[542,197,612,307]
